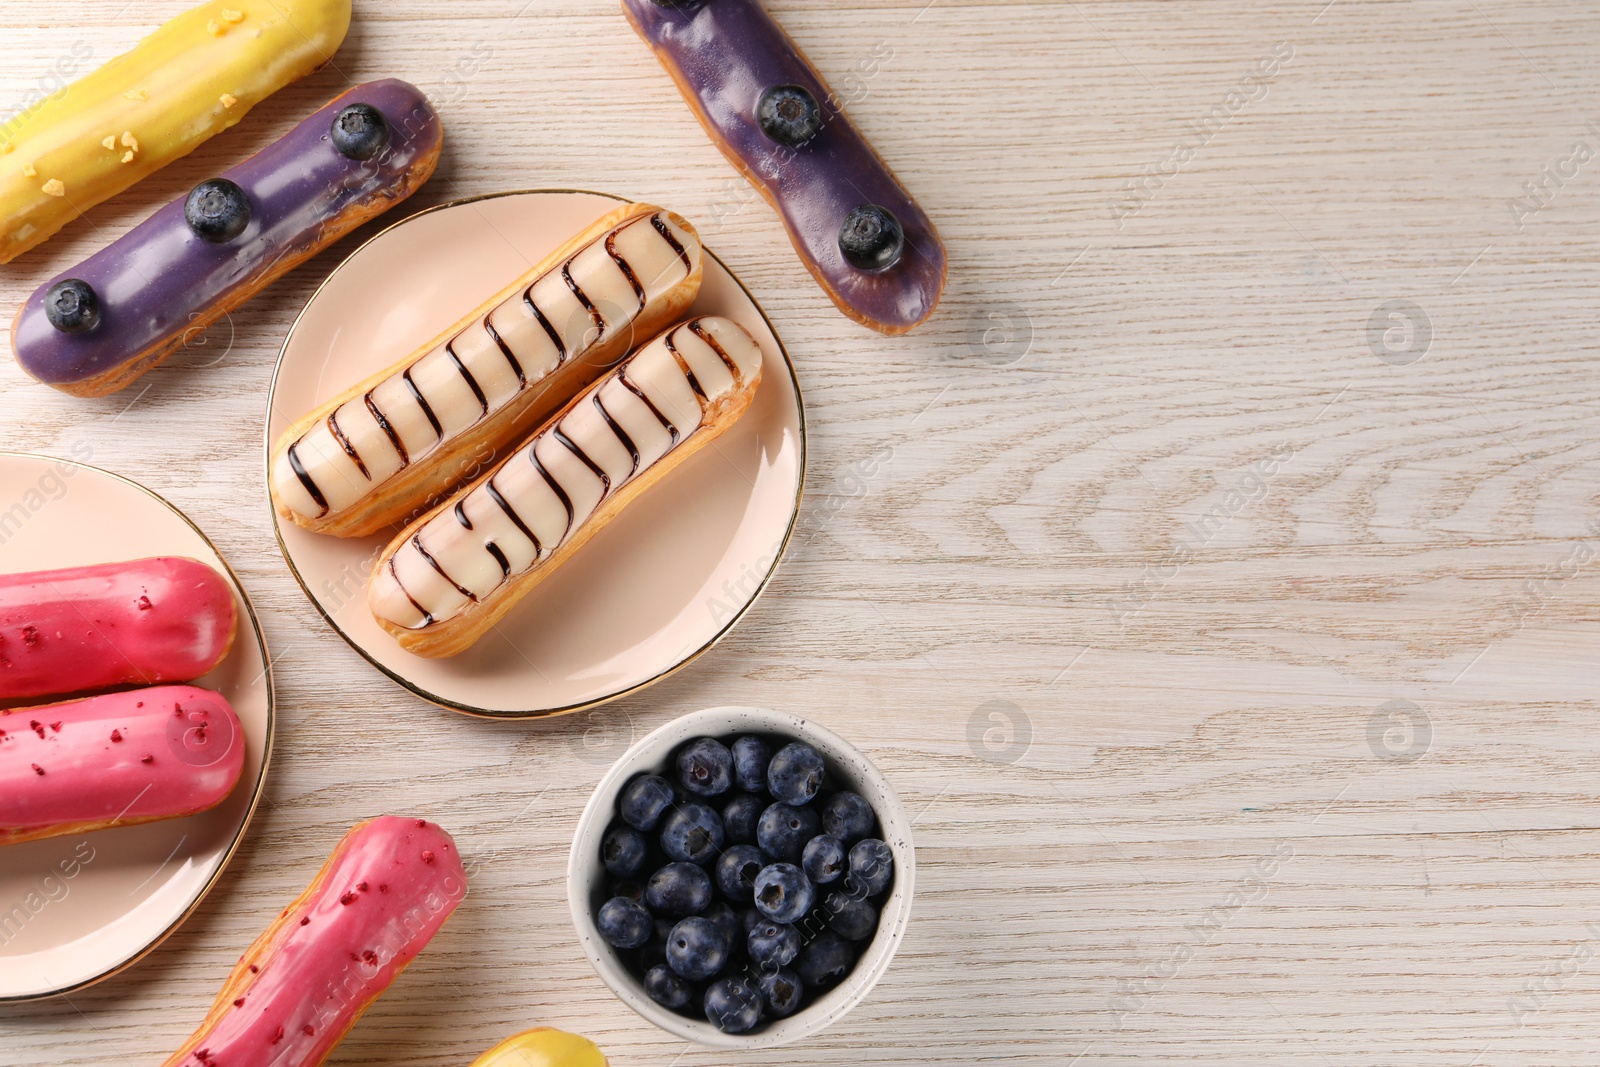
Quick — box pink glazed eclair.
[0,556,237,703]
[161,816,466,1067]
[0,684,244,845]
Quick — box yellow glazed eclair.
[270,203,703,538]
[468,1029,608,1067]
[369,315,763,658]
[0,0,352,264]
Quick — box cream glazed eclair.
[370,315,764,657]
[270,203,703,538]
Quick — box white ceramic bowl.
[568,706,915,1048]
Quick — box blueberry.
[739,906,765,938]
[730,736,770,793]
[184,178,251,242]
[797,930,856,988]
[747,920,802,970]
[824,890,879,941]
[703,975,763,1033]
[757,84,823,148]
[330,102,389,161]
[645,861,713,917]
[610,879,644,903]
[758,968,804,1018]
[705,900,742,954]
[757,802,820,863]
[644,963,696,1010]
[715,844,766,903]
[821,791,876,843]
[676,737,734,797]
[767,742,825,805]
[653,915,677,945]
[602,824,648,878]
[43,279,100,334]
[847,838,894,897]
[802,834,847,885]
[666,915,730,981]
[597,896,653,949]
[753,862,815,924]
[839,204,904,271]
[619,774,675,831]
[721,792,764,845]
[660,802,724,865]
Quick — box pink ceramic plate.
[266,190,805,718]
[0,453,273,1001]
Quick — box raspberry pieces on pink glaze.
[0,684,244,845]
[0,556,237,702]
[160,816,466,1067]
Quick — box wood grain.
[4,0,1600,1063]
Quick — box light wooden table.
[4,1,1600,1063]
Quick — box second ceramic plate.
[267,190,805,718]
[0,453,273,1001]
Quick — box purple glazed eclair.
[9,79,443,397]
[622,0,946,335]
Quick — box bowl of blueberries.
[568,706,914,1047]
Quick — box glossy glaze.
[0,0,352,263]
[469,1029,609,1067]
[162,816,466,1067]
[621,0,946,334]
[369,315,762,643]
[0,684,244,845]
[271,206,700,535]
[0,555,236,702]
[11,79,441,393]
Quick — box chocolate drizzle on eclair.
[652,212,692,272]
[523,290,566,364]
[403,367,444,439]
[687,319,736,372]
[327,410,370,480]
[618,369,680,444]
[482,315,525,387]
[563,262,606,342]
[663,330,708,402]
[461,488,514,580]
[287,444,329,515]
[555,426,611,493]
[594,393,641,476]
[365,392,408,465]
[445,339,489,416]
[413,534,476,602]
[531,450,575,535]
[606,231,648,310]
[486,479,541,553]
[390,556,434,626]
